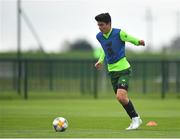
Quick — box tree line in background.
[61,36,180,52]
[0,36,179,59]
[162,36,180,53]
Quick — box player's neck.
[104,28,112,35]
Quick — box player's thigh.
[117,69,132,91]
[109,68,132,93]
[109,72,120,93]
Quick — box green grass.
[0,98,180,138]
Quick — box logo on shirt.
[106,41,112,47]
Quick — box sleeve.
[120,30,140,45]
[98,48,105,63]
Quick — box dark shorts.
[109,68,132,93]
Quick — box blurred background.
[0,0,180,99]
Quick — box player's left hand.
[139,40,145,46]
[95,61,103,70]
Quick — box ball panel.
[52,117,68,132]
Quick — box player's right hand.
[139,40,145,46]
[94,61,103,70]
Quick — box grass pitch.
[0,98,180,138]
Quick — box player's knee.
[116,92,128,104]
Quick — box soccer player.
[94,13,145,130]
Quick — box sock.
[122,100,138,119]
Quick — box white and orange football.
[53,117,68,132]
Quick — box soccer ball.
[53,117,68,132]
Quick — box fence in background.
[0,58,179,99]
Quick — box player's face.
[97,22,111,34]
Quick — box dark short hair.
[95,13,111,24]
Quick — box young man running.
[94,13,145,130]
